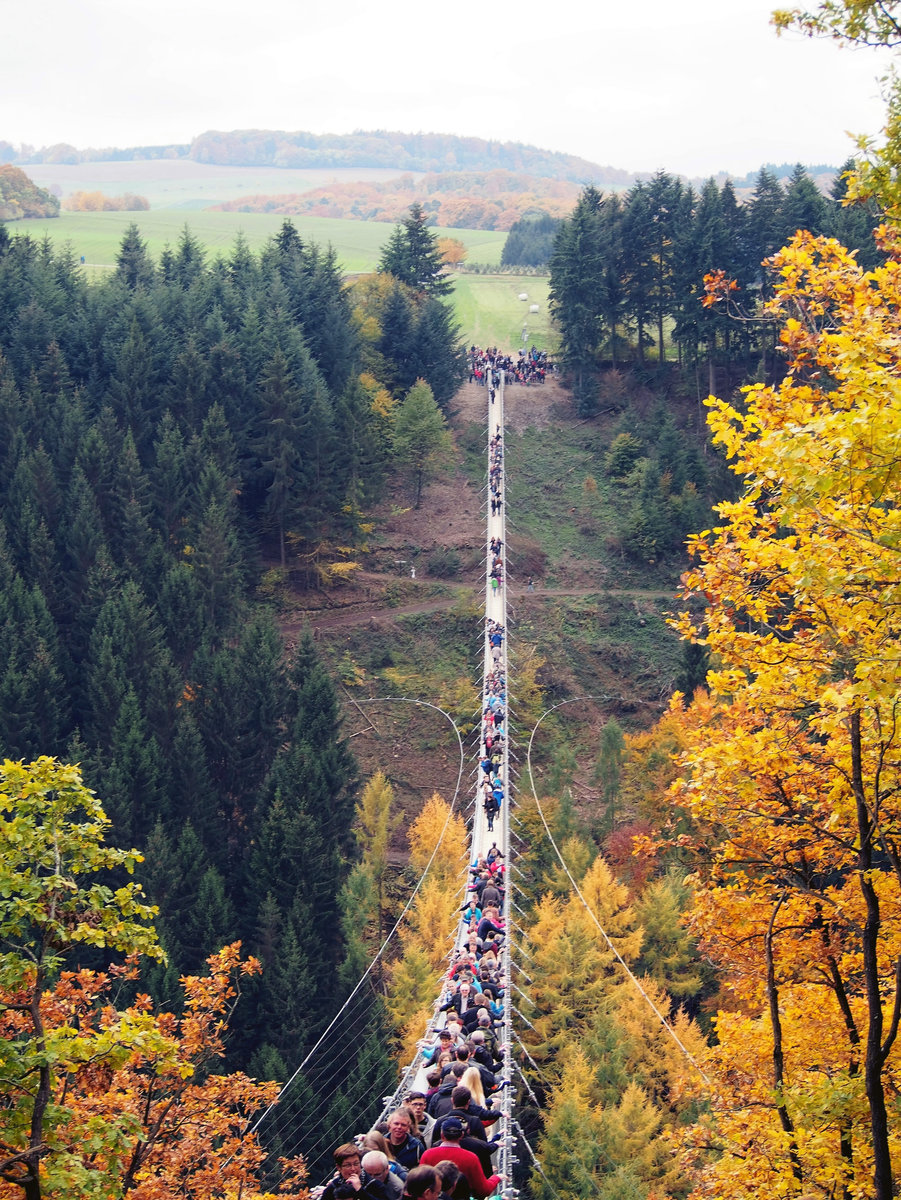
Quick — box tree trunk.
[765,897,803,1185]
[851,710,895,1200]
[26,970,49,1200]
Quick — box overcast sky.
[3,0,895,178]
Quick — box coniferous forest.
[548,163,883,412]
[0,209,465,1088]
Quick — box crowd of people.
[316,386,510,1200]
[489,430,504,519]
[468,346,552,388]
[315,858,510,1200]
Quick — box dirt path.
[281,582,676,637]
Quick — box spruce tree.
[549,186,605,412]
[379,202,452,297]
[392,379,452,508]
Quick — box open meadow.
[453,273,555,353]
[10,209,506,275]
[10,214,545,350]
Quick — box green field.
[11,209,507,276]
[23,161,421,210]
[453,274,555,353]
[9,210,541,345]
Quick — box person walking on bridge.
[420,1118,500,1199]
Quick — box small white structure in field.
[518,292,528,301]
[529,304,539,313]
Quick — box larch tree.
[386,793,467,1059]
[353,769,398,944]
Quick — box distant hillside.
[0,132,842,195]
[189,130,632,184]
[210,168,582,230]
[1,130,633,186]
[0,165,59,220]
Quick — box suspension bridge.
[244,369,701,1200]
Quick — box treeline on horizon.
[0,129,629,185]
[0,212,465,1106]
[548,163,883,410]
[1,127,838,191]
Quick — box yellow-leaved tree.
[386,793,468,1062]
[671,229,901,1200]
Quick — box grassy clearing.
[512,590,683,715]
[505,421,613,585]
[504,414,684,594]
[453,274,555,352]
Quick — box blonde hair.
[460,1065,486,1106]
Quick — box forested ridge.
[1,130,631,186]
[0,205,466,1105]
[0,165,59,221]
[210,169,581,232]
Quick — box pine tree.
[99,685,165,845]
[746,167,785,282]
[411,296,467,410]
[781,163,827,237]
[827,157,884,270]
[594,718,625,833]
[108,314,165,454]
[620,184,657,367]
[252,348,307,567]
[549,186,606,413]
[377,282,418,396]
[191,491,246,628]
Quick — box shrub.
[605,432,644,478]
[427,547,462,577]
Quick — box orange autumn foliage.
[0,944,307,1200]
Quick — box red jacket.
[420,1144,500,1198]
